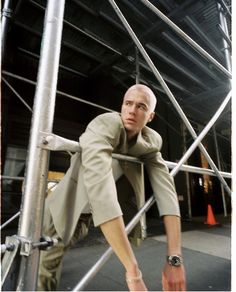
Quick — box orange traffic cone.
[204,204,219,225]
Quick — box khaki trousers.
[37,202,91,291]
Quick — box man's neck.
[126,131,139,145]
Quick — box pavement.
[59,215,231,291]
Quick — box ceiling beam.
[162,31,225,84]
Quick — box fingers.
[167,277,186,291]
[162,265,186,291]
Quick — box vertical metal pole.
[212,127,227,216]
[232,0,236,289]
[217,2,232,73]
[217,0,231,18]
[140,164,147,239]
[1,0,13,59]
[231,1,235,288]
[16,1,65,290]
[182,123,192,219]
[217,1,231,216]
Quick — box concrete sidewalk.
[59,216,231,291]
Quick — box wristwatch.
[166,255,183,267]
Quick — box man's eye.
[138,105,147,111]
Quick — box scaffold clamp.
[39,131,81,152]
[37,236,59,251]
[1,236,21,286]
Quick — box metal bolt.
[42,139,49,145]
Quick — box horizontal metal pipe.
[14,20,101,63]
[1,157,232,183]
[2,71,114,113]
[38,132,232,178]
[166,162,231,179]
[18,47,88,78]
[30,0,122,56]
[1,175,24,181]
[1,175,61,183]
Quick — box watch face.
[172,256,181,266]
[168,255,182,267]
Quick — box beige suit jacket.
[47,112,180,244]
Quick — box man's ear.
[148,112,155,122]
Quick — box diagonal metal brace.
[1,236,20,286]
[1,234,59,287]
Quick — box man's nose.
[129,104,136,114]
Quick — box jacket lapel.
[127,129,150,157]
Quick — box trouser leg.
[37,203,91,291]
[37,203,63,291]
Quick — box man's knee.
[69,214,92,246]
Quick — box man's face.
[121,89,155,140]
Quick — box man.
[38,84,186,291]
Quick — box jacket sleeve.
[79,113,123,226]
[141,132,180,217]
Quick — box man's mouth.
[126,118,136,123]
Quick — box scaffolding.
[1,0,232,291]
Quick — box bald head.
[121,84,157,140]
[124,84,157,112]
